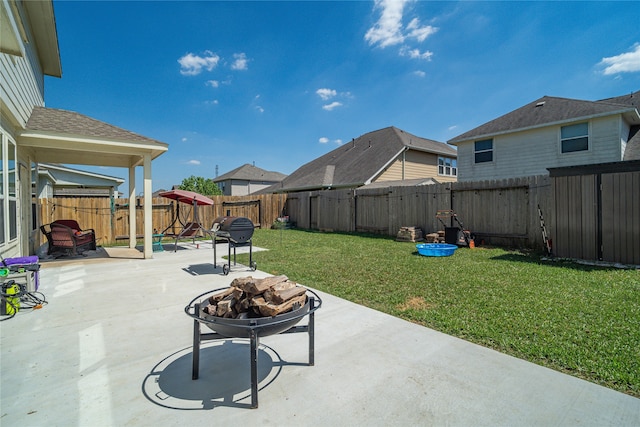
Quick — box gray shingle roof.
[213,163,286,182]
[624,125,640,161]
[270,126,456,192]
[598,91,640,109]
[448,91,640,144]
[25,106,167,147]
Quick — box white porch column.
[143,153,152,259]
[128,166,136,249]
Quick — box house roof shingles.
[448,92,640,144]
[271,126,456,192]
[213,163,286,183]
[447,90,640,161]
[26,106,167,147]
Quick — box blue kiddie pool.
[416,243,458,257]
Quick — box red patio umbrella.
[158,190,214,244]
[158,189,214,206]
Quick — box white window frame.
[560,122,589,154]
[0,132,18,247]
[438,156,457,177]
[474,139,493,163]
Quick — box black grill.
[212,216,256,275]
[213,216,254,243]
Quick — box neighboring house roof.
[269,126,456,193]
[625,125,640,161]
[213,163,287,183]
[358,177,440,190]
[38,163,124,187]
[448,91,640,145]
[21,106,168,167]
[34,163,123,197]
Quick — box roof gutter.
[366,147,407,185]
[273,182,365,193]
[449,107,640,145]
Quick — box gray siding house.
[35,163,124,198]
[213,163,286,196]
[448,91,640,182]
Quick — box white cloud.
[316,88,337,100]
[413,70,426,77]
[255,106,264,113]
[599,43,640,75]
[323,102,343,111]
[188,160,201,165]
[319,137,343,144]
[400,47,433,61]
[365,0,437,48]
[181,137,188,142]
[406,18,437,42]
[231,52,249,70]
[206,80,219,88]
[365,0,438,62]
[178,51,220,76]
[365,0,407,48]
[448,125,458,131]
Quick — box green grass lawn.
[237,228,640,397]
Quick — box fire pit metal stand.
[185,288,322,408]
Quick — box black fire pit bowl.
[184,287,322,338]
[184,286,322,408]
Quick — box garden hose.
[1,280,47,321]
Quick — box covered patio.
[19,106,168,258]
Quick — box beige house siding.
[457,115,625,182]
[375,150,457,183]
[377,157,403,181]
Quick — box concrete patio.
[1,242,639,426]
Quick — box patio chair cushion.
[41,220,97,256]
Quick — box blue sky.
[46,0,640,192]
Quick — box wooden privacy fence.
[549,160,640,265]
[37,167,638,264]
[284,175,552,250]
[39,194,288,245]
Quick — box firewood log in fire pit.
[202,275,308,319]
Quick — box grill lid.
[213,216,255,243]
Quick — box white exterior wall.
[457,115,624,182]
[0,3,45,127]
[230,180,250,196]
[620,120,630,160]
[0,1,46,257]
[228,179,277,195]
